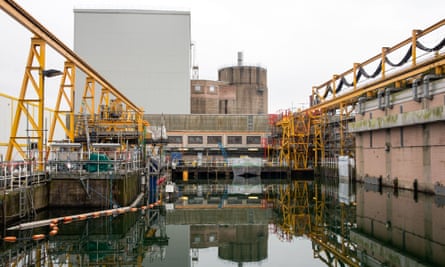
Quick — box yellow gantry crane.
[274,19,445,170]
[0,0,150,170]
[275,181,360,267]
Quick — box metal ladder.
[27,186,36,218]
[19,187,36,218]
[19,188,27,218]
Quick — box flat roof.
[74,3,190,15]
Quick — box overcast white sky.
[1,0,444,113]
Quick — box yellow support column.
[6,37,46,170]
[46,61,75,160]
[294,111,310,169]
[310,110,325,168]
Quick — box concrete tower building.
[191,52,268,115]
[74,7,191,114]
[218,52,268,114]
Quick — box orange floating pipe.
[117,208,126,214]
[49,230,58,236]
[32,234,45,241]
[3,236,17,243]
[105,210,113,216]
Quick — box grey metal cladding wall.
[74,9,191,114]
[144,114,270,131]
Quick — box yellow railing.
[312,19,445,107]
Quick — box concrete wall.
[218,66,268,114]
[145,114,270,132]
[354,184,445,266]
[0,183,49,225]
[191,80,236,114]
[351,78,445,192]
[49,172,140,208]
[74,8,191,114]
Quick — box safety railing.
[170,158,281,169]
[312,19,445,105]
[46,150,144,176]
[0,160,49,190]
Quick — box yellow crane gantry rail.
[0,0,143,115]
[311,19,445,109]
[0,0,148,169]
[276,19,445,170]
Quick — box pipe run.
[422,74,442,100]
[7,192,145,231]
[412,78,421,102]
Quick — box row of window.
[168,135,262,145]
[193,85,216,93]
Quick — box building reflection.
[167,208,271,265]
[0,181,444,266]
[189,224,268,264]
[353,183,445,266]
[0,209,168,266]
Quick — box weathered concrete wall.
[354,184,445,266]
[166,208,272,225]
[351,78,445,192]
[49,172,140,208]
[218,65,268,115]
[0,184,49,225]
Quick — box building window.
[209,85,216,93]
[227,136,242,144]
[188,136,203,144]
[194,85,201,92]
[207,136,222,144]
[168,136,183,144]
[246,136,261,144]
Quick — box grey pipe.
[412,79,421,102]
[378,90,384,110]
[422,74,442,100]
[385,88,393,109]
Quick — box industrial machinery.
[273,19,445,170]
[0,0,150,170]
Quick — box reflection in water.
[1,180,444,266]
[0,210,168,266]
[354,183,445,266]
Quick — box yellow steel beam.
[47,61,75,147]
[6,37,45,169]
[311,54,445,112]
[310,111,325,167]
[0,0,143,115]
[80,77,95,118]
[294,112,310,169]
[312,19,445,105]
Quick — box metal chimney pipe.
[237,51,243,66]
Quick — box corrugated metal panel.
[144,114,270,132]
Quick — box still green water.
[1,182,444,266]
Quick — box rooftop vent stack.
[237,51,243,66]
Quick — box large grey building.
[74,7,191,114]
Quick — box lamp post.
[36,68,63,171]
